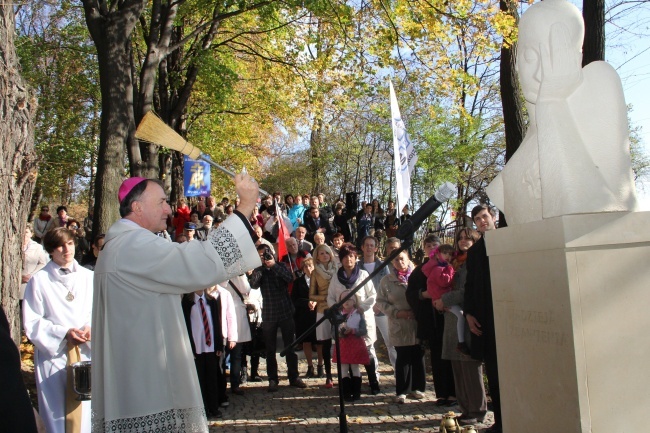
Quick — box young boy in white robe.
[24,227,93,433]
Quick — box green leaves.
[16,0,100,203]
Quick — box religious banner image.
[184,155,211,197]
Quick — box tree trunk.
[309,119,324,193]
[160,152,172,195]
[135,56,162,179]
[29,186,43,223]
[170,117,188,202]
[498,0,526,228]
[88,143,97,217]
[171,150,184,204]
[582,0,605,66]
[82,0,147,235]
[91,37,132,235]
[0,4,38,345]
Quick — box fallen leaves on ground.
[20,337,38,407]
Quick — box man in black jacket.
[310,195,333,221]
[464,204,501,433]
[248,245,307,392]
[303,206,334,244]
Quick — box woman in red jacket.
[173,198,191,240]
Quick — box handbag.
[245,309,266,358]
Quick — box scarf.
[452,252,467,270]
[337,264,360,289]
[393,266,411,284]
[314,262,337,281]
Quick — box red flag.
[275,201,290,263]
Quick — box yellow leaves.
[428,106,439,121]
[387,0,513,117]
[21,336,34,362]
[490,10,519,47]
[454,0,474,19]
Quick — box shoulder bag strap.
[228,280,246,304]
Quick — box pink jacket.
[422,259,455,302]
[211,286,238,344]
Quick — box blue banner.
[183,155,211,197]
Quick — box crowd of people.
[16,183,502,433]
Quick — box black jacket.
[463,236,495,361]
[0,307,38,433]
[406,259,445,341]
[303,214,334,244]
[181,293,224,355]
[333,213,352,241]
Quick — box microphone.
[397,182,455,240]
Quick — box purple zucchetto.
[118,177,147,203]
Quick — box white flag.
[389,79,418,217]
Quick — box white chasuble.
[91,214,260,433]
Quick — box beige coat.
[376,272,418,347]
[21,240,48,299]
[440,263,474,361]
[309,265,337,313]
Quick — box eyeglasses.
[42,208,49,212]
[69,225,79,229]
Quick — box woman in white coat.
[221,274,253,394]
[327,243,381,394]
[207,285,238,405]
[23,227,93,433]
[21,225,48,301]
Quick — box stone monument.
[484,1,649,432]
[486,0,637,224]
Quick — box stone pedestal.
[486,211,650,433]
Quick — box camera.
[262,251,273,261]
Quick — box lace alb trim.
[208,226,245,277]
[92,406,207,433]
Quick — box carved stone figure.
[487,0,637,225]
